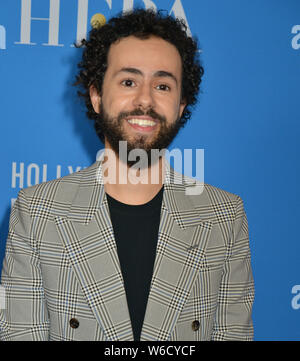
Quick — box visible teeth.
[127,118,156,127]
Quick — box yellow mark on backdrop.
[91,14,106,29]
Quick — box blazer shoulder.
[16,162,99,216]
[203,183,242,203]
[183,180,245,226]
[180,171,241,205]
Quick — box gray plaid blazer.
[0,160,254,341]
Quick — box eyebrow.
[115,67,178,85]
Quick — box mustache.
[117,108,167,124]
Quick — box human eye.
[121,79,136,87]
[156,83,171,92]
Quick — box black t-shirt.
[106,187,164,341]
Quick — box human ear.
[179,99,187,118]
[89,85,101,114]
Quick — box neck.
[102,142,165,205]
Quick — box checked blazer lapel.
[140,165,212,341]
[54,161,134,341]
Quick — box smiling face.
[90,35,186,163]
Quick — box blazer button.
[70,318,79,329]
[192,320,200,331]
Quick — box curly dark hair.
[75,8,204,142]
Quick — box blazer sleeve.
[0,189,49,340]
[211,196,255,341]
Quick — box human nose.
[132,82,155,110]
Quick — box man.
[0,9,254,341]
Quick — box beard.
[95,104,184,168]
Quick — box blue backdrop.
[0,0,299,341]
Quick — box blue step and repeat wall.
[0,0,299,341]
